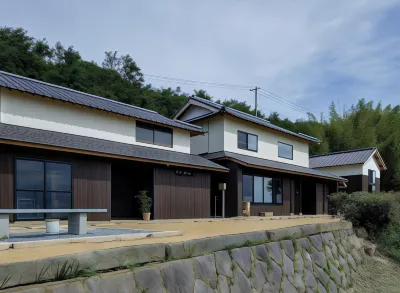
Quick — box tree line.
[1,27,399,190]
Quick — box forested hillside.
[1,27,400,191]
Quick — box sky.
[2,0,400,120]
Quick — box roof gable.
[0,71,203,134]
[174,96,319,143]
[310,147,387,170]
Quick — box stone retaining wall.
[2,221,364,292]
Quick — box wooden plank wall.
[153,167,211,219]
[316,183,324,214]
[0,144,111,221]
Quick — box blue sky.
[2,1,400,120]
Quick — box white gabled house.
[174,96,347,217]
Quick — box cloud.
[1,0,400,120]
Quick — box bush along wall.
[1,222,364,293]
[330,192,400,261]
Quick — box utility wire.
[144,74,252,90]
[144,73,315,115]
[259,88,313,114]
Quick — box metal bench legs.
[68,213,87,235]
[0,214,9,239]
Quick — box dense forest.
[1,27,400,191]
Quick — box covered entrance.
[111,160,153,219]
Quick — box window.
[278,142,293,160]
[368,169,376,192]
[242,174,283,204]
[15,159,72,220]
[238,131,258,152]
[136,121,173,147]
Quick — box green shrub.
[329,191,400,262]
[135,190,152,213]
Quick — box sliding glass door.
[15,159,72,220]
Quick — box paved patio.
[0,215,339,264]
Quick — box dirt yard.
[0,216,339,264]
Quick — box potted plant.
[135,190,152,220]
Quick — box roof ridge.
[0,70,158,115]
[190,95,319,142]
[310,147,376,158]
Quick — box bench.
[0,209,107,239]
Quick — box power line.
[258,92,315,116]
[259,88,313,114]
[144,74,253,90]
[143,73,315,116]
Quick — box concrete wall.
[0,221,364,292]
[0,90,191,153]
[223,116,310,167]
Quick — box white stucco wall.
[315,155,381,178]
[180,105,212,121]
[0,89,191,153]
[315,165,364,177]
[223,116,310,167]
[362,155,381,178]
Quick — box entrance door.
[294,180,301,214]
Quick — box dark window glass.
[136,123,154,144]
[16,160,44,190]
[136,122,173,147]
[242,175,283,204]
[16,191,44,219]
[248,134,258,151]
[368,170,376,192]
[238,131,258,151]
[263,178,273,203]
[274,179,283,203]
[16,159,72,220]
[242,175,253,202]
[278,142,293,160]
[154,129,172,147]
[238,131,247,149]
[253,176,263,203]
[45,192,72,219]
[46,163,72,192]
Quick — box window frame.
[237,130,258,152]
[368,169,376,192]
[242,174,283,205]
[278,141,293,160]
[14,158,73,220]
[136,121,173,148]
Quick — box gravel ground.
[354,254,400,293]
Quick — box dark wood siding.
[73,160,111,221]
[153,168,211,219]
[316,183,324,214]
[342,175,363,193]
[0,144,111,221]
[376,178,381,192]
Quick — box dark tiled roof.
[0,71,203,133]
[309,148,376,169]
[202,151,346,181]
[185,96,319,142]
[0,123,228,172]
